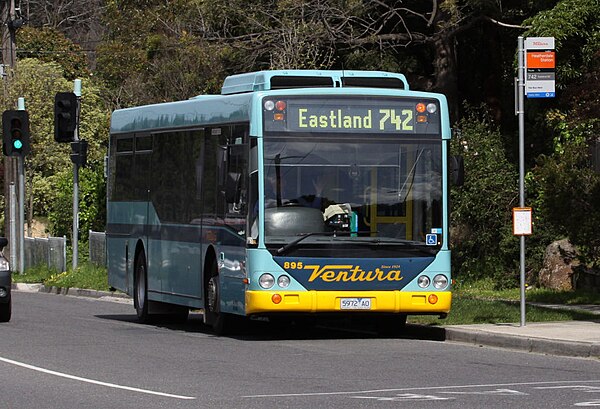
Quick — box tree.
[93,0,542,116]
[523,0,600,270]
[2,58,109,238]
[450,106,520,287]
[17,26,90,80]
[22,0,105,57]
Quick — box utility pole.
[2,0,19,263]
[72,79,81,270]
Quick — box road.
[0,291,598,408]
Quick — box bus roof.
[221,70,409,95]
[110,70,421,134]
[110,93,254,134]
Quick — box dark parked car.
[0,237,11,322]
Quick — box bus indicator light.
[417,115,428,123]
[275,100,286,111]
[428,294,438,304]
[416,103,426,113]
[274,113,285,121]
[271,294,282,304]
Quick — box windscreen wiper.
[276,231,373,255]
[328,237,438,254]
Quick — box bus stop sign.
[525,37,555,98]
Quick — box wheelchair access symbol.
[426,234,438,246]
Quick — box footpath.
[12,283,600,359]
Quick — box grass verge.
[409,297,599,326]
[410,278,600,325]
[13,263,109,292]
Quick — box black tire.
[134,251,150,323]
[0,295,11,323]
[376,314,407,338]
[205,258,235,335]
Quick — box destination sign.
[263,97,440,135]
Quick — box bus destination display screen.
[263,96,440,135]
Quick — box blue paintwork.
[272,256,435,291]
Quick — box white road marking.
[352,393,453,401]
[0,356,196,400]
[243,379,600,398]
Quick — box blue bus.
[107,70,454,335]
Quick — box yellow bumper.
[246,290,451,315]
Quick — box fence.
[88,231,106,266]
[24,236,67,272]
[22,231,107,271]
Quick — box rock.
[538,239,580,291]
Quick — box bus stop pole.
[517,36,526,327]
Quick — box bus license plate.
[340,298,371,310]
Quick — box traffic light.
[70,140,88,167]
[2,110,30,156]
[54,92,78,143]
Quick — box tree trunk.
[431,35,459,121]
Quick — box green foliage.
[47,166,106,242]
[17,27,90,80]
[2,59,109,231]
[523,0,600,85]
[450,105,520,288]
[529,119,600,266]
[12,264,60,283]
[13,263,109,291]
[410,296,599,325]
[45,262,109,291]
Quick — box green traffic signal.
[2,110,30,157]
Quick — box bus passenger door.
[215,125,248,316]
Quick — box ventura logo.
[305,264,403,283]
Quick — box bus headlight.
[0,287,7,298]
[433,274,449,290]
[277,275,290,288]
[417,275,430,288]
[259,274,275,289]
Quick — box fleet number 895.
[283,261,303,269]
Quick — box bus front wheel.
[205,260,233,335]
[134,251,150,323]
